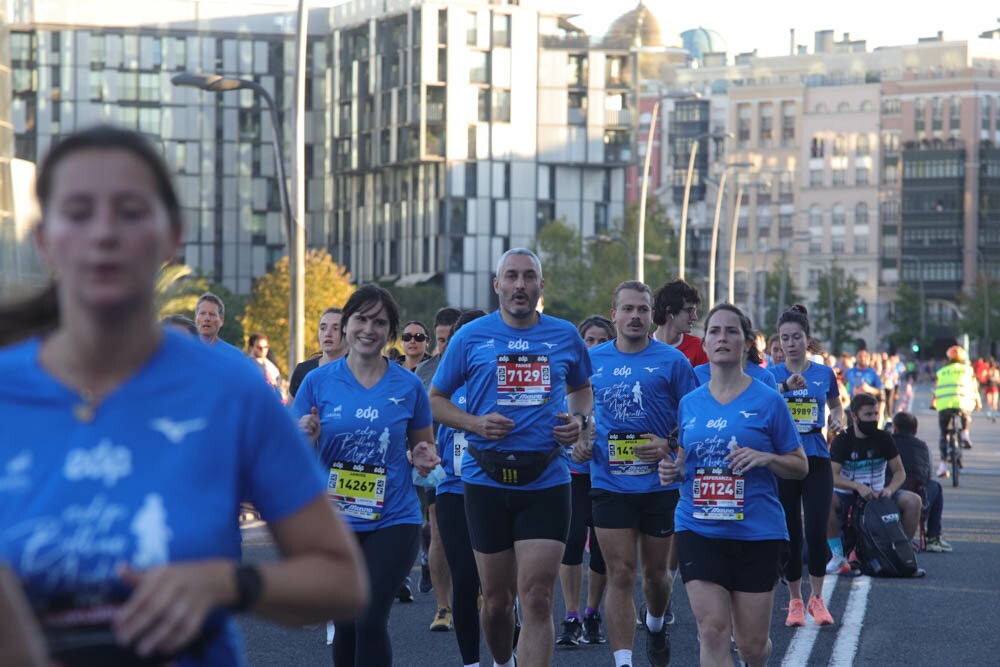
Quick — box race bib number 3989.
[497,354,551,406]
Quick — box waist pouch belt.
[467,444,563,486]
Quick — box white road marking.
[780,573,838,667]
[829,575,872,667]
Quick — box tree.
[958,273,997,357]
[886,284,927,355]
[809,264,867,354]
[242,249,354,373]
[154,262,205,320]
[382,280,448,338]
[760,255,804,336]
[531,198,680,326]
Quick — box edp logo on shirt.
[63,439,132,487]
[355,406,380,422]
[508,339,529,351]
[705,418,728,430]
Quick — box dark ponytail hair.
[777,303,811,339]
[0,125,182,347]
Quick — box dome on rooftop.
[681,27,728,61]
[603,2,669,49]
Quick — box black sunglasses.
[401,332,428,342]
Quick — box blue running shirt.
[675,381,800,541]
[436,386,468,496]
[769,362,840,457]
[589,339,698,493]
[432,311,593,491]
[293,358,432,532]
[695,361,778,390]
[0,332,326,667]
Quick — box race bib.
[692,466,744,521]
[786,397,820,433]
[327,461,387,521]
[453,431,468,475]
[496,354,551,406]
[607,432,654,476]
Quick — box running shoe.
[664,598,675,625]
[582,610,606,644]
[926,537,953,553]
[825,555,850,575]
[807,595,834,626]
[429,606,453,632]
[937,462,949,478]
[418,563,433,593]
[556,617,583,646]
[396,578,414,603]
[785,598,806,627]
[644,622,670,667]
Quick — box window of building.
[809,169,823,187]
[833,135,847,156]
[466,11,478,45]
[808,269,821,288]
[831,204,846,227]
[492,13,511,47]
[492,89,511,122]
[860,100,874,112]
[477,89,489,122]
[781,102,796,146]
[737,104,751,146]
[568,92,587,125]
[856,134,870,156]
[882,98,900,115]
[832,168,846,186]
[605,55,629,88]
[883,164,898,184]
[855,202,869,224]
[139,72,159,102]
[854,236,868,253]
[567,53,587,87]
[595,202,608,232]
[831,236,845,254]
[759,103,773,147]
[809,204,822,228]
[138,107,160,135]
[778,171,793,201]
[469,51,489,84]
[465,162,477,197]
[837,101,850,113]
[810,135,824,158]
[914,97,924,131]
[949,96,960,130]
[855,168,869,186]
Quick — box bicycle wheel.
[949,433,960,487]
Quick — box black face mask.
[857,419,880,436]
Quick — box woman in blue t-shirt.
[658,304,807,667]
[0,126,367,667]
[295,284,440,667]
[770,305,843,628]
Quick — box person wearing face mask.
[825,393,923,574]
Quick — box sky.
[546,0,998,57]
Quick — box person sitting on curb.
[889,412,953,553]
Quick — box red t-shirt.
[675,333,708,367]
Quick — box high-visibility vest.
[933,363,978,411]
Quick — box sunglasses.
[401,333,428,342]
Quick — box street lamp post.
[636,101,659,284]
[679,130,732,280]
[707,161,752,309]
[727,184,745,304]
[171,72,305,372]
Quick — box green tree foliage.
[886,284,926,354]
[381,281,449,353]
[958,274,997,356]
[809,264,867,354]
[211,282,248,349]
[154,263,204,320]
[760,255,804,336]
[242,249,354,373]
[532,199,679,326]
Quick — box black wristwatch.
[233,563,264,612]
[573,412,590,431]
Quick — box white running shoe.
[825,555,850,574]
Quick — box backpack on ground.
[848,496,919,577]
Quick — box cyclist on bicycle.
[930,345,980,478]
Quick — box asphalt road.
[238,382,1000,666]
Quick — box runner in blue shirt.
[557,314,614,648]
[0,126,366,667]
[694,349,778,390]
[294,284,439,667]
[577,281,697,667]
[658,304,806,667]
[432,308,486,667]
[769,304,844,628]
[430,248,592,667]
